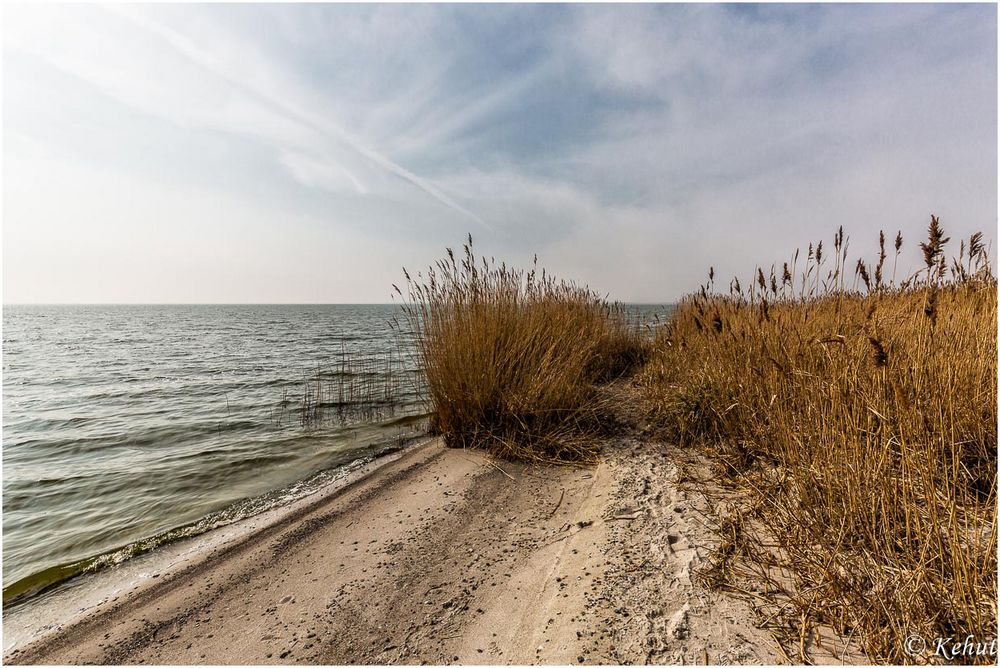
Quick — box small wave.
[1,438,412,607]
[2,304,429,607]
[380,412,434,428]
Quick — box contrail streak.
[113,7,492,230]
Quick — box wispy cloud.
[3,4,995,303]
[118,4,495,229]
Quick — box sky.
[2,3,997,303]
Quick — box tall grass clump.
[395,236,645,462]
[640,217,996,663]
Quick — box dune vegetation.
[395,235,645,462]
[396,219,995,663]
[638,217,997,663]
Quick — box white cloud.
[3,4,995,302]
[279,151,368,195]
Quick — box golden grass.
[395,236,645,462]
[639,217,997,663]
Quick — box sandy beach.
[5,431,794,665]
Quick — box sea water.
[2,303,670,607]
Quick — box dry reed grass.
[395,236,645,462]
[639,217,996,663]
[269,342,403,429]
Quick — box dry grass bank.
[395,236,644,462]
[639,218,997,663]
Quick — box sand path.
[6,437,779,665]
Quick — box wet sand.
[6,435,790,665]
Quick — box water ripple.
[2,304,427,599]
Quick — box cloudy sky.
[3,3,996,303]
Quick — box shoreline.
[4,427,431,611]
[2,435,431,656]
[3,431,830,665]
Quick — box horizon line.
[2,301,679,307]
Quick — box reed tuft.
[396,237,645,462]
[639,216,996,663]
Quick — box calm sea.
[2,303,671,607]
[2,304,430,604]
